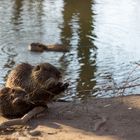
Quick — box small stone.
[29,130,41,136]
[104,104,111,107]
[128,107,132,110]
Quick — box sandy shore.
[0,95,140,140]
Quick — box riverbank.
[0,95,140,140]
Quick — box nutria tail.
[46,44,69,52]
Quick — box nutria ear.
[34,65,41,71]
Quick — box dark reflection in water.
[11,0,23,26]
[61,0,97,99]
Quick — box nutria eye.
[35,65,41,71]
[11,89,15,93]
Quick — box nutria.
[0,87,33,118]
[3,62,68,118]
[28,43,69,52]
[6,63,62,93]
[0,82,68,118]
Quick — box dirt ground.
[0,95,140,140]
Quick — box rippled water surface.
[0,0,140,100]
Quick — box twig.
[117,83,140,90]
[110,76,117,94]
[134,62,140,66]
[125,77,140,84]
[96,83,140,92]
[94,116,107,131]
[0,106,45,130]
[121,65,139,95]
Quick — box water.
[0,0,140,100]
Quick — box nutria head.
[28,43,47,52]
[32,63,61,82]
[0,87,26,102]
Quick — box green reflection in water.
[61,0,97,99]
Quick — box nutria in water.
[28,43,69,52]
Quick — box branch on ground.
[0,106,45,130]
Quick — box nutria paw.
[48,82,69,94]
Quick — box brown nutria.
[6,63,62,93]
[0,87,34,118]
[0,82,68,118]
[3,62,69,118]
[28,43,69,52]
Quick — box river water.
[0,0,140,100]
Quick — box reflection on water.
[0,0,140,100]
[60,0,97,100]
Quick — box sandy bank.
[0,95,140,140]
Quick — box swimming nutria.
[6,63,62,93]
[28,43,69,52]
[0,82,68,118]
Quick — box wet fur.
[0,82,68,118]
[0,87,34,118]
[0,63,68,118]
[6,63,61,92]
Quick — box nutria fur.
[3,62,68,118]
[6,63,62,93]
[28,43,69,52]
[28,82,69,104]
[0,82,68,118]
[0,87,33,118]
